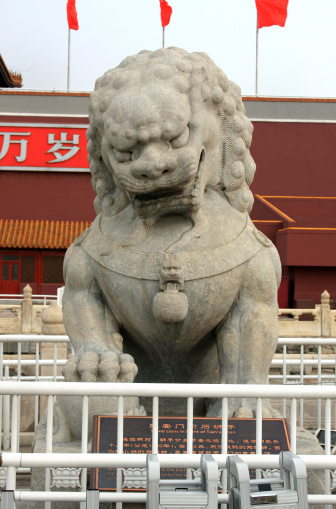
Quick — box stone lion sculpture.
[61,47,281,431]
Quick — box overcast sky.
[1,0,335,97]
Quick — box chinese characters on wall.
[0,125,89,171]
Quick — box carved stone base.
[21,411,84,509]
[296,427,325,509]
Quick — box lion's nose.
[132,165,171,180]
[131,150,177,180]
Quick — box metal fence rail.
[2,453,336,505]
[0,334,336,507]
[0,294,57,305]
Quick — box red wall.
[276,229,336,267]
[0,171,95,221]
[250,122,336,197]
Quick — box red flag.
[255,0,288,29]
[160,0,172,28]
[67,0,79,30]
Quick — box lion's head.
[87,48,256,220]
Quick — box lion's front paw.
[62,351,138,383]
[234,399,282,418]
[126,405,147,416]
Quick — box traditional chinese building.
[0,91,93,295]
[0,91,335,307]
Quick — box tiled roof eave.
[0,220,92,249]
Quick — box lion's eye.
[114,149,132,162]
[171,127,189,149]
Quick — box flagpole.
[255,15,259,96]
[67,28,71,90]
[162,27,165,48]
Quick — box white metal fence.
[1,334,335,436]
[0,334,336,507]
[0,382,336,507]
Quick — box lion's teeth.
[190,188,200,197]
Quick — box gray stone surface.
[60,47,281,427]
[296,427,325,509]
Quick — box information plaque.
[90,416,289,490]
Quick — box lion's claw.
[99,352,121,382]
[78,351,99,382]
[62,355,80,382]
[62,349,138,384]
[126,405,147,416]
[118,354,138,383]
[112,332,123,351]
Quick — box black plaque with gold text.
[90,416,289,490]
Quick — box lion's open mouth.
[133,149,205,210]
[134,188,185,205]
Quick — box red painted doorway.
[1,254,20,295]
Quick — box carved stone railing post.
[321,290,331,338]
[21,284,32,333]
